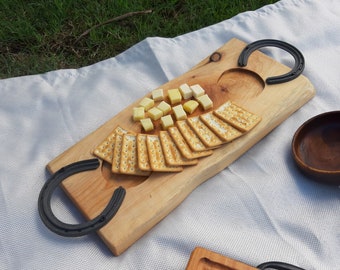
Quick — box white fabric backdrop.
[1,0,339,269]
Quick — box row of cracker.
[93,101,261,175]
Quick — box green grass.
[0,0,278,79]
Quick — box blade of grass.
[75,9,153,44]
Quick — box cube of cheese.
[151,88,164,101]
[179,83,193,99]
[196,94,213,110]
[157,101,171,115]
[160,115,174,130]
[139,97,154,111]
[183,100,199,114]
[172,104,187,120]
[140,118,154,132]
[148,107,163,120]
[191,84,205,98]
[133,106,145,121]
[168,88,182,105]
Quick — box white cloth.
[1,0,339,269]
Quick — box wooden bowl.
[292,111,340,185]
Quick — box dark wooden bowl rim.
[292,111,340,185]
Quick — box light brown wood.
[47,38,315,255]
[186,247,257,270]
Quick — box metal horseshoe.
[238,39,305,85]
[38,158,126,237]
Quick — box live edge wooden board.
[186,247,257,270]
[47,38,315,255]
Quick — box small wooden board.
[186,247,257,270]
[47,38,315,255]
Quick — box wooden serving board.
[47,38,315,255]
[186,247,257,270]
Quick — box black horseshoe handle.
[257,261,306,270]
[238,39,305,85]
[38,158,126,237]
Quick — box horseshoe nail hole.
[101,161,148,189]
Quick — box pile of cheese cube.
[133,83,213,132]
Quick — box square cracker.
[200,112,243,142]
[146,135,183,172]
[111,127,128,173]
[93,125,126,164]
[213,101,261,132]
[176,120,210,152]
[136,133,152,171]
[167,126,213,159]
[186,116,223,148]
[120,133,151,176]
[159,131,198,166]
